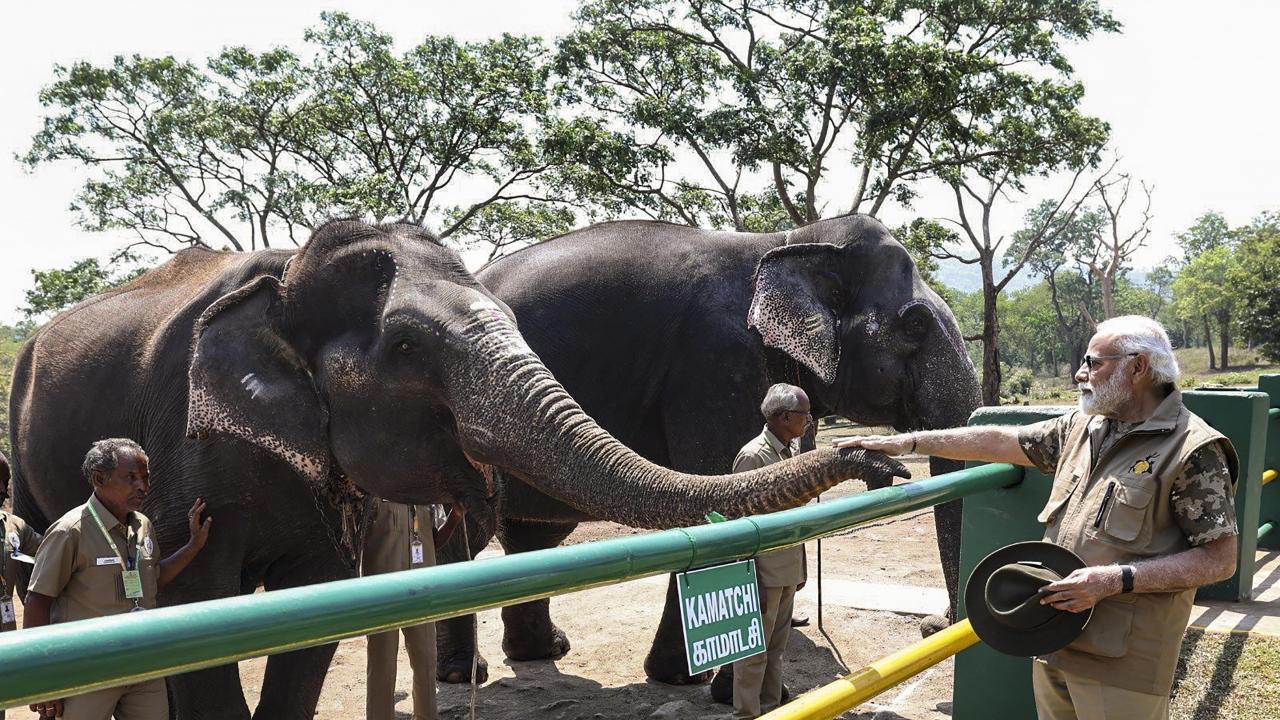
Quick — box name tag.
[410,540,425,566]
[1,598,14,624]
[97,556,122,566]
[122,569,144,599]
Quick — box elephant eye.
[396,340,414,355]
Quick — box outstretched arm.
[833,425,1034,467]
[159,499,212,588]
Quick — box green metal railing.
[0,462,1021,709]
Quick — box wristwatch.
[1120,564,1134,593]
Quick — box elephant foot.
[437,648,489,684]
[644,659,713,685]
[502,625,571,661]
[919,607,955,638]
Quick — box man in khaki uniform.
[729,383,812,718]
[836,316,1238,720]
[1,451,42,720]
[363,500,439,720]
[25,438,211,720]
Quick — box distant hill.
[933,257,1148,294]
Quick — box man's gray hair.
[1095,315,1180,386]
[760,383,806,419]
[82,438,145,482]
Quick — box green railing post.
[1185,390,1269,600]
[1258,375,1280,551]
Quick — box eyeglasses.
[1079,352,1139,370]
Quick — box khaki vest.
[1037,390,1238,695]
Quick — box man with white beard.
[834,315,1239,720]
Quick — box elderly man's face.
[1075,335,1137,417]
[93,449,151,515]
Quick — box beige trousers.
[58,679,168,720]
[363,502,438,720]
[1033,660,1169,720]
[733,584,796,719]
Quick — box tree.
[447,203,577,262]
[1238,212,1280,361]
[551,0,1118,231]
[1172,211,1236,368]
[23,13,564,257]
[22,256,148,321]
[1076,172,1153,320]
[1172,245,1245,370]
[893,218,956,300]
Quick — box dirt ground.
[235,424,953,720]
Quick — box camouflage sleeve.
[1171,441,1238,546]
[1016,413,1076,475]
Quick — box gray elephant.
[433,214,981,684]
[8,220,906,720]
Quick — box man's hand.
[1039,565,1123,613]
[187,498,212,550]
[30,698,63,717]
[832,434,912,456]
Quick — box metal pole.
[758,619,979,719]
[1260,521,1275,542]
[0,463,1021,708]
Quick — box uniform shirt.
[2,510,43,630]
[29,493,161,623]
[733,427,807,588]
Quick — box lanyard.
[410,506,420,540]
[86,500,141,570]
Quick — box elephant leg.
[498,518,577,661]
[923,457,964,636]
[643,574,713,685]
[436,512,495,683]
[251,552,350,720]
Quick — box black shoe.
[790,614,810,628]
[710,666,733,704]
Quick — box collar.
[87,492,127,531]
[761,427,791,456]
[1124,387,1182,434]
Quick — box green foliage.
[22,257,148,321]
[23,12,563,254]
[0,324,30,457]
[1237,212,1280,361]
[551,0,1117,231]
[448,203,577,263]
[893,218,955,300]
[1176,211,1232,261]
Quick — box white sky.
[1,1,1276,323]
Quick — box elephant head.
[186,220,906,529]
[748,214,981,433]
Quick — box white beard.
[1078,367,1130,416]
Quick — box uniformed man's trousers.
[60,678,168,720]
[363,503,437,720]
[733,584,796,719]
[1033,661,1169,720]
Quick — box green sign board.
[677,559,766,675]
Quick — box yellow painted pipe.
[759,618,979,720]
[1264,469,1277,486]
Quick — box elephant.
[7,219,908,720]
[432,214,982,685]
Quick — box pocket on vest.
[1101,474,1157,542]
[1067,597,1135,658]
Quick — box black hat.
[965,541,1092,657]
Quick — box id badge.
[410,539,425,566]
[122,569,144,599]
[0,598,14,624]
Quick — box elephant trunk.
[444,301,906,529]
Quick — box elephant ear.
[186,275,330,484]
[748,243,844,385]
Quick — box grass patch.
[1170,629,1280,720]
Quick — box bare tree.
[1076,173,1153,320]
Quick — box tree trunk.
[981,279,1002,406]
[1100,274,1115,320]
[1218,310,1230,370]
[1203,315,1216,370]
[1048,346,1058,378]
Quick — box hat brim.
[965,541,1093,657]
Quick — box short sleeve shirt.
[28,494,161,622]
[1018,414,1238,546]
[2,511,42,600]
